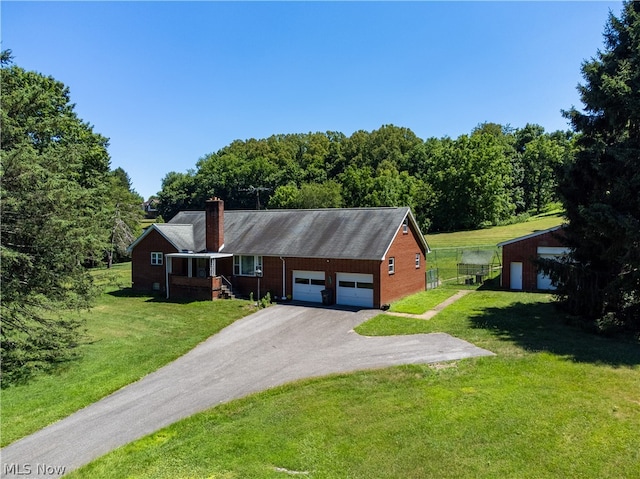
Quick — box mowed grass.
[388,287,459,314]
[1,263,254,447]
[425,210,565,249]
[68,290,640,479]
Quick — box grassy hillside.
[426,210,564,249]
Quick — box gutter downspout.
[280,257,286,300]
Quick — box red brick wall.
[501,229,565,291]
[169,276,222,300]
[285,257,381,305]
[131,228,177,293]
[205,198,224,252]
[379,220,427,306]
[219,256,381,305]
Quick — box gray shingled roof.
[167,211,206,252]
[153,224,197,252]
[146,207,427,260]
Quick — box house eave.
[166,252,233,259]
[381,209,430,260]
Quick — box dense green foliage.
[157,123,573,232]
[0,54,142,385]
[548,2,640,333]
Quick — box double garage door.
[292,270,374,308]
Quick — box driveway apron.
[1,304,493,478]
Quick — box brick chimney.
[205,197,224,252]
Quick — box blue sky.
[2,1,622,200]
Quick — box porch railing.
[220,275,233,290]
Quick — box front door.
[510,262,523,290]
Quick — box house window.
[388,257,395,274]
[234,255,263,276]
[415,253,421,269]
[403,218,409,234]
[151,252,163,265]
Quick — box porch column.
[210,258,217,277]
[188,258,193,277]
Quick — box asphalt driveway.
[1,304,493,478]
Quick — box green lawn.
[425,210,565,249]
[68,290,640,479]
[388,288,459,314]
[0,263,254,447]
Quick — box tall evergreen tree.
[1,56,112,384]
[554,2,640,332]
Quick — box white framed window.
[403,218,409,234]
[151,252,163,265]
[388,257,395,274]
[233,255,263,276]
[415,253,421,268]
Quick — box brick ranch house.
[498,225,569,291]
[128,198,430,309]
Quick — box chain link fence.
[427,246,502,287]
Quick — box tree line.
[158,123,574,232]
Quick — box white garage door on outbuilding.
[336,273,374,308]
[292,270,325,303]
[536,246,569,290]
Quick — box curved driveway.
[1,304,493,478]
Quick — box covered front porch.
[165,252,234,300]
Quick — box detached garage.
[498,226,568,291]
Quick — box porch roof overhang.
[166,252,233,259]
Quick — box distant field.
[425,211,564,249]
[140,218,157,229]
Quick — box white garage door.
[537,247,569,290]
[337,273,374,308]
[292,270,325,303]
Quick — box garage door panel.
[536,248,568,290]
[293,271,325,303]
[337,273,374,308]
